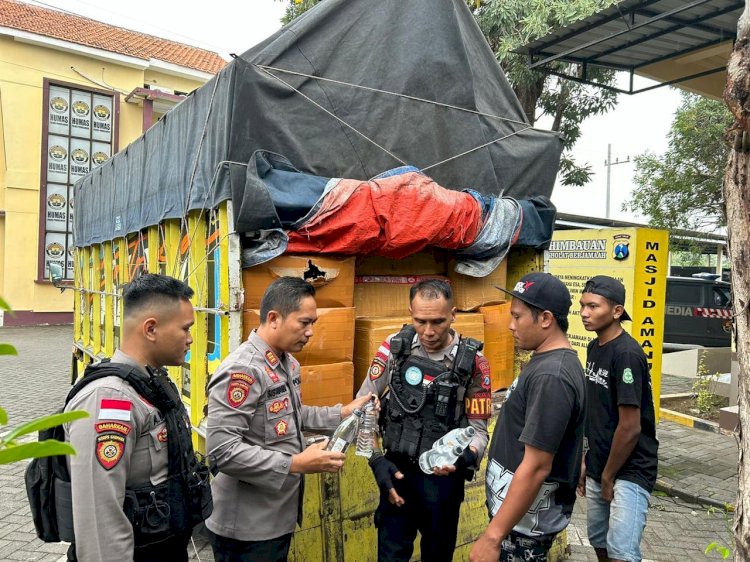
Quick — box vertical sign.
[547,228,669,415]
[42,84,113,280]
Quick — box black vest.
[26,360,212,548]
[381,326,481,459]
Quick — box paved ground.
[0,326,740,561]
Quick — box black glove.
[369,454,401,493]
[454,447,477,481]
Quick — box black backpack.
[25,361,212,544]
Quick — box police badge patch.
[274,419,289,436]
[369,357,386,380]
[96,433,126,470]
[227,372,254,408]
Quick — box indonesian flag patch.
[98,399,132,421]
[96,433,126,470]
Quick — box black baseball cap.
[495,272,572,317]
[582,275,632,321]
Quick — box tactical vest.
[27,360,213,548]
[381,326,482,459]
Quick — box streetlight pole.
[604,143,631,218]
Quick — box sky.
[24,0,684,224]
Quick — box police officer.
[205,276,374,562]
[64,274,204,562]
[356,278,491,562]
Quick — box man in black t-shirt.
[470,273,585,562]
[578,275,658,562]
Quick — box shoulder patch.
[475,356,491,390]
[622,368,634,384]
[375,340,391,363]
[95,421,131,436]
[369,356,386,380]
[227,372,254,408]
[96,433,126,470]
[465,390,492,420]
[98,399,132,421]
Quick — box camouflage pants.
[499,532,553,562]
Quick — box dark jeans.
[375,456,465,562]
[208,530,293,562]
[499,531,555,562]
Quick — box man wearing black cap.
[577,275,658,562]
[470,272,585,562]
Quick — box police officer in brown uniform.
[205,276,374,562]
[64,274,200,562]
[357,279,491,562]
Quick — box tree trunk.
[723,3,750,559]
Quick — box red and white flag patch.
[98,399,132,421]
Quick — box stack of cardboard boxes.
[241,251,516,407]
[242,255,357,407]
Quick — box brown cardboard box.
[480,302,515,391]
[355,250,446,276]
[353,275,449,318]
[448,258,508,311]
[300,362,354,407]
[353,313,485,391]
[242,308,355,366]
[242,255,355,309]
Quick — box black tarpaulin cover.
[73,0,562,247]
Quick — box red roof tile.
[0,0,226,74]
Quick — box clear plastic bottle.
[435,426,476,450]
[418,444,465,474]
[355,399,377,458]
[325,408,363,453]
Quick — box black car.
[664,276,732,348]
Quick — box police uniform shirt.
[206,331,342,542]
[64,350,170,562]
[356,330,490,459]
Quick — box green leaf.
[0,344,17,356]
[0,440,77,465]
[1,410,89,443]
[0,296,12,312]
[706,543,717,554]
[0,406,7,426]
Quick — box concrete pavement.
[0,326,740,561]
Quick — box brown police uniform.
[205,331,342,542]
[356,329,490,457]
[64,350,173,562]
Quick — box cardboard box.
[242,255,354,309]
[300,362,354,407]
[353,313,485,391]
[353,275,449,318]
[480,302,515,391]
[242,307,355,366]
[355,250,446,276]
[448,258,508,311]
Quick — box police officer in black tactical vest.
[356,279,491,562]
[64,274,211,562]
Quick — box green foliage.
[625,92,732,233]
[705,542,732,559]
[472,0,620,186]
[0,295,88,464]
[0,409,89,465]
[0,297,15,356]
[275,0,621,186]
[691,353,723,417]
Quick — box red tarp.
[287,172,483,258]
